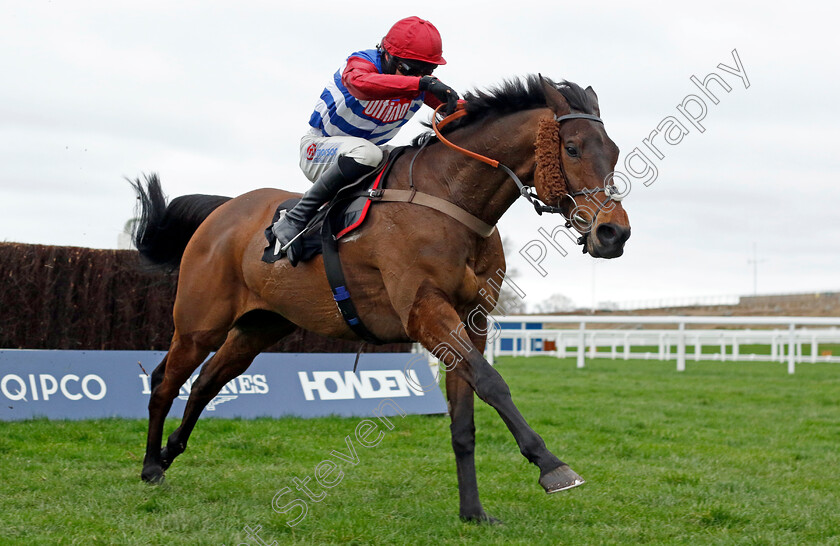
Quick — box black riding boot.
[271,156,374,266]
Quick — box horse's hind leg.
[142,331,216,483]
[159,311,295,470]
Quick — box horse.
[130,75,630,523]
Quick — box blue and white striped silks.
[308,49,425,145]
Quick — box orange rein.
[429,103,550,216]
[431,104,500,169]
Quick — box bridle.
[430,105,623,250]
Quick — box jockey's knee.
[341,141,383,168]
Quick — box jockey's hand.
[420,76,460,115]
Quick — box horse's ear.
[585,85,601,116]
[539,74,571,117]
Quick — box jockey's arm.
[341,56,442,108]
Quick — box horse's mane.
[413,75,597,145]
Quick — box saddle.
[259,149,407,344]
[261,148,403,265]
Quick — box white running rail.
[470,316,840,374]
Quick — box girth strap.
[316,150,411,346]
[367,188,496,238]
[321,199,383,345]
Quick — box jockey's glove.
[420,76,460,115]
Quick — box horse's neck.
[427,109,545,226]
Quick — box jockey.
[271,16,460,266]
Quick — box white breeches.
[298,129,384,182]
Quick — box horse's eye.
[565,145,579,158]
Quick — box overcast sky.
[2,1,838,310]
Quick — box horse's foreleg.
[446,308,498,523]
[142,333,211,483]
[447,371,497,522]
[160,317,294,470]
[409,284,583,494]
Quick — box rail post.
[733,334,740,361]
[524,331,531,358]
[577,322,586,369]
[658,333,666,360]
[677,322,686,371]
[624,333,631,361]
[788,322,796,374]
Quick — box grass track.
[1,357,839,545]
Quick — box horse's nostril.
[597,224,617,243]
[597,223,629,246]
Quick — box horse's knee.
[450,422,476,456]
[189,375,207,395]
[150,362,166,392]
[189,372,218,400]
[147,387,174,412]
[474,372,511,404]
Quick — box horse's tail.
[128,173,232,270]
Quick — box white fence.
[484,316,840,374]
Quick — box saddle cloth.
[260,160,389,264]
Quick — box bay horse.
[130,75,630,522]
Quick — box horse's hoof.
[461,512,502,525]
[540,464,585,493]
[141,465,165,484]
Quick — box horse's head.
[535,78,630,258]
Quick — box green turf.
[2,357,839,545]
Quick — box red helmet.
[381,16,446,65]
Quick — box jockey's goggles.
[396,58,436,77]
